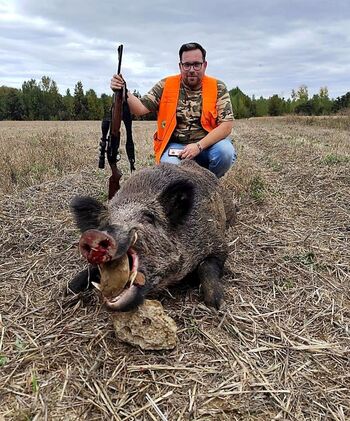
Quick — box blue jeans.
[160,137,236,178]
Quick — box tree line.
[0,77,113,121]
[0,76,349,120]
[230,85,350,119]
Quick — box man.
[111,42,236,178]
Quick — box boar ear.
[159,180,195,226]
[70,196,108,232]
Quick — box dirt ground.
[0,118,349,420]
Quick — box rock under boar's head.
[70,160,228,311]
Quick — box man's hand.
[110,74,125,92]
[109,75,150,116]
[180,143,201,160]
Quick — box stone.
[111,300,177,350]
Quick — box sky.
[0,0,349,99]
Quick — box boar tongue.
[99,254,130,298]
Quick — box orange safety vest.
[153,74,219,163]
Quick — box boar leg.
[197,257,224,309]
[68,265,100,294]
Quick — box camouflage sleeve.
[140,79,166,113]
[217,80,234,123]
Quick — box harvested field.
[0,117,349,420]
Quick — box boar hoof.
[202,284,223,310]
[197,257,224,310]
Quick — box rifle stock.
[108,163,122,200]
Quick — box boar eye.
[142,211,156,225]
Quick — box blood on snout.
[79,229,117,264]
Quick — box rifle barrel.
[117,45,123,75]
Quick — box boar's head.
[71,167,196,311]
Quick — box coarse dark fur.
[69,160,229,310]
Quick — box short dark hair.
[179,42,206,62]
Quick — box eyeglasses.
[180,62,204,71]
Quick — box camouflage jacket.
[140,77,234,143]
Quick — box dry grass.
[0,121,156,195]
[271,114,350,131]
[0,117,349,420]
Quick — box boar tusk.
[91,282,101,291]
[129,270,137,286]
[132,231,138,245]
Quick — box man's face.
[179,49,207,89]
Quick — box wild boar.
[69,160,229,311]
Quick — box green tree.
[284,98,293,114]
[255,96,269,117]
[60,89,74,120]
[100,93,112,119]
[317,86,332,114]
[22,79,42,119]
[73,81,88,120]
[332,91,350,113]
[249,95,257,117]
[268,94,284,116]
[229,87,251,118]
[39,76,62,119]
[290,85,310,113]
[295,101,313,115]
[6,89,25,120]
[0,86,14,119]
[296,85,309,102]
[86,89,104,120]
[0,87,6,119]
[0,87,25,120]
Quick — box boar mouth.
[82,231,144,311]
[102,247,145,311]
[103,283,140,311]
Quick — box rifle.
[99,44,130,200]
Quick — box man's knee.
[208,139,236,177]
[219,142,236,165]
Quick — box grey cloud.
[1,0,349,98]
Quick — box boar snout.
[79,229,117,264]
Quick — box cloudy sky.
[1,0,349,99]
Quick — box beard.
[183,73,202,89]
